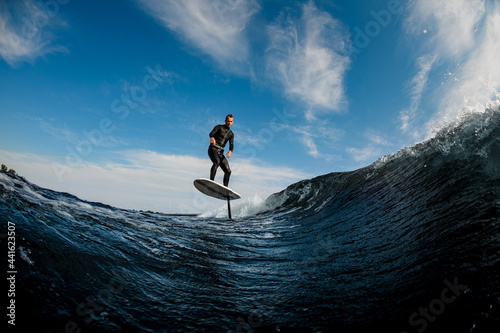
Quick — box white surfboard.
[193,178,241,200]
[193,178,240,219]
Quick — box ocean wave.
[1,104,499,332]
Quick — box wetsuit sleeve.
[228,131,234,152]
[209,125,220,138]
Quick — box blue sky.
[1,0,499,213]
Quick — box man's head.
[225,114,234,128]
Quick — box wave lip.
[268,103,500,213]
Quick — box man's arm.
[227,132,234,158]
[209,125,219,145]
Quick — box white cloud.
[346,146,382,163]
[29,116,132,149]
[32,117,80,144]
[398,53,436,135]
[301,135,320,158]
[0,149,308,214]
[284,124,343,160]
[346,130,392,163]
[0,0,68,66]
[365,131,391,147]
[136,0,259,73]
[405,0,485,58]
[138,0,351,119]
[265,1,351,116]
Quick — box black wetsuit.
[208,124,234,186]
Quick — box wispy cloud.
[136,0,259,73]
[31,117,131,149]
[346,130,393,163]
[265,1,351,118]
[346,146,381,164]
[398,53,436,136]
[0,0,68,66]
[31,117,79,144]
[284,124,344,159]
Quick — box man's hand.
[210,137,215,145]
[227,151,232,158]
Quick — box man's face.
[225,117,234,128]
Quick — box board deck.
[193,178,241,201]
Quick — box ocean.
[2,104,500,332]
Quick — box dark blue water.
[2,105,500,332]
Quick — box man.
[208,114,234,187]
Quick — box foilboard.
[193,178,240,219]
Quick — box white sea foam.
[19,246,34,265]
[199,191,275,219]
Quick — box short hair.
[226,114,234,120]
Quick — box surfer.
[208,114,234,187]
